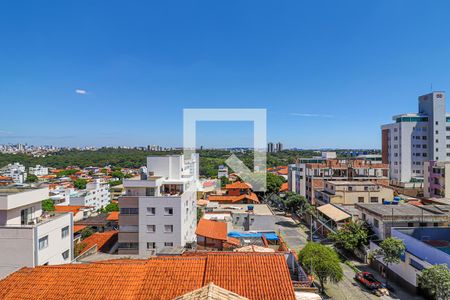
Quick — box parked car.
[354,272,382,290]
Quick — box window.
[164,242,174,247]
[373,219,379,228]
[147,225,156,233]
[61,226,69,238]
[147,242,156,249]
[120,208,139,215]
[370,197,379,203]
[407,222,414,227]
[358,197,365,203]
[147,207,156,215]
[362,213,366,220]
[419,222,427,227]
[164,225,174,233]
[164,207,173,216]
[39,236,48,250]
[62,249,70,260]
[410,259,425,271]
[118,242,138,249]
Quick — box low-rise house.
[356,203,449,239]
[0,252,297,300]
[0,162,26,184]
[208,182,259,204]
[195,218,239,250]
[70,179,111,210]
[370,227,450,293]
[315,181,394,206]
[54,205,94,222]
[0,187,73,279]
[315,204,352,235]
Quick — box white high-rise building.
[29,165,49,177]
[119,154,198,255]
[69,179,110,210]
[0,163,27,184]
[381,91,449,183]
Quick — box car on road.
[354,272,382,290]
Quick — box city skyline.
[2,1,450,148]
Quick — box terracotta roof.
[54,205,84,214]
[174,282,249,300]
[196,219,228,241]
[280,182,288,192]
[208,192,260,204]
[277,169,288,175]
[225,182,251,190]
[0,253,295,300]
[106,211,119,221]
[80,230,118,255]
[73,225,86,233]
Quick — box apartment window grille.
[61,226,69,239]
[164,207,174,216]
[39,236,49,250]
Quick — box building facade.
[423,160,450,198]
[315,181,394,206]
[28,165,49,177]
[382,91,450,183]
[118,154,198,255]
[0,163,27,184]
[69,179,110,210]
[0,187,73,278]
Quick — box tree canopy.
[74,178,88,190]
[371,237,406,286]
[42,199,55,212]
[329,221,369,251]
[102,202,119,212]
[298,242,343,293]
[26,174,38,183]
[418,264,450,300]
[283,192,307,213]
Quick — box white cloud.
[0,130,12,136]
[75,89,87,95]
[290,113,334,118]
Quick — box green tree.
[298,242,343,293]
[74,242,87,257]
[111,171,125,179]
[329,221,369,251]
[74,178,88,189]
[220,176,230,188]
[80,227,94,239]
[197,207,204,223]
[284,193,307,214]
[418,264,450,300]
[103,202,119,212]
[371,237,406,287]
[266,173,284,196]
[26,174,38,183]
[42,199,55,212]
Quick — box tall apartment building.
[267,142,274,153]
[118,154,198,255]
[69,179,110,210]
[0,187,73,278]
[423,160,450,198]
[276,142,283,152]
[381,91,450,183]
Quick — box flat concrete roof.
[215,204,273,216]
[355,203,444,217]
[327,181,378,186]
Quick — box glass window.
[147,242,156,249]
[164,225,174,233]
[164,207,173,216]
[39,236,48,250]
[164,242,174,247]
[118,242,138,249]
[62,249,70,260]
[61,226,69,239]
[147,207,156,215]
[147,225,156,233]
[120,208,139,215]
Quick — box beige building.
[315,181,394,206]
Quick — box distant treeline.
[0,148,380,177]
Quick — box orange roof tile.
[54,205,83,214]
[80,230,118,255]
[208,192,259,204]
[73,225,86,233]
[196,219,228,241]
[0,253,295,300]
[277,169,288,175]
[225,182,251,190]
[280,182,288,192]
[106,211,119,221]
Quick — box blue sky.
[1,1,450,149]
